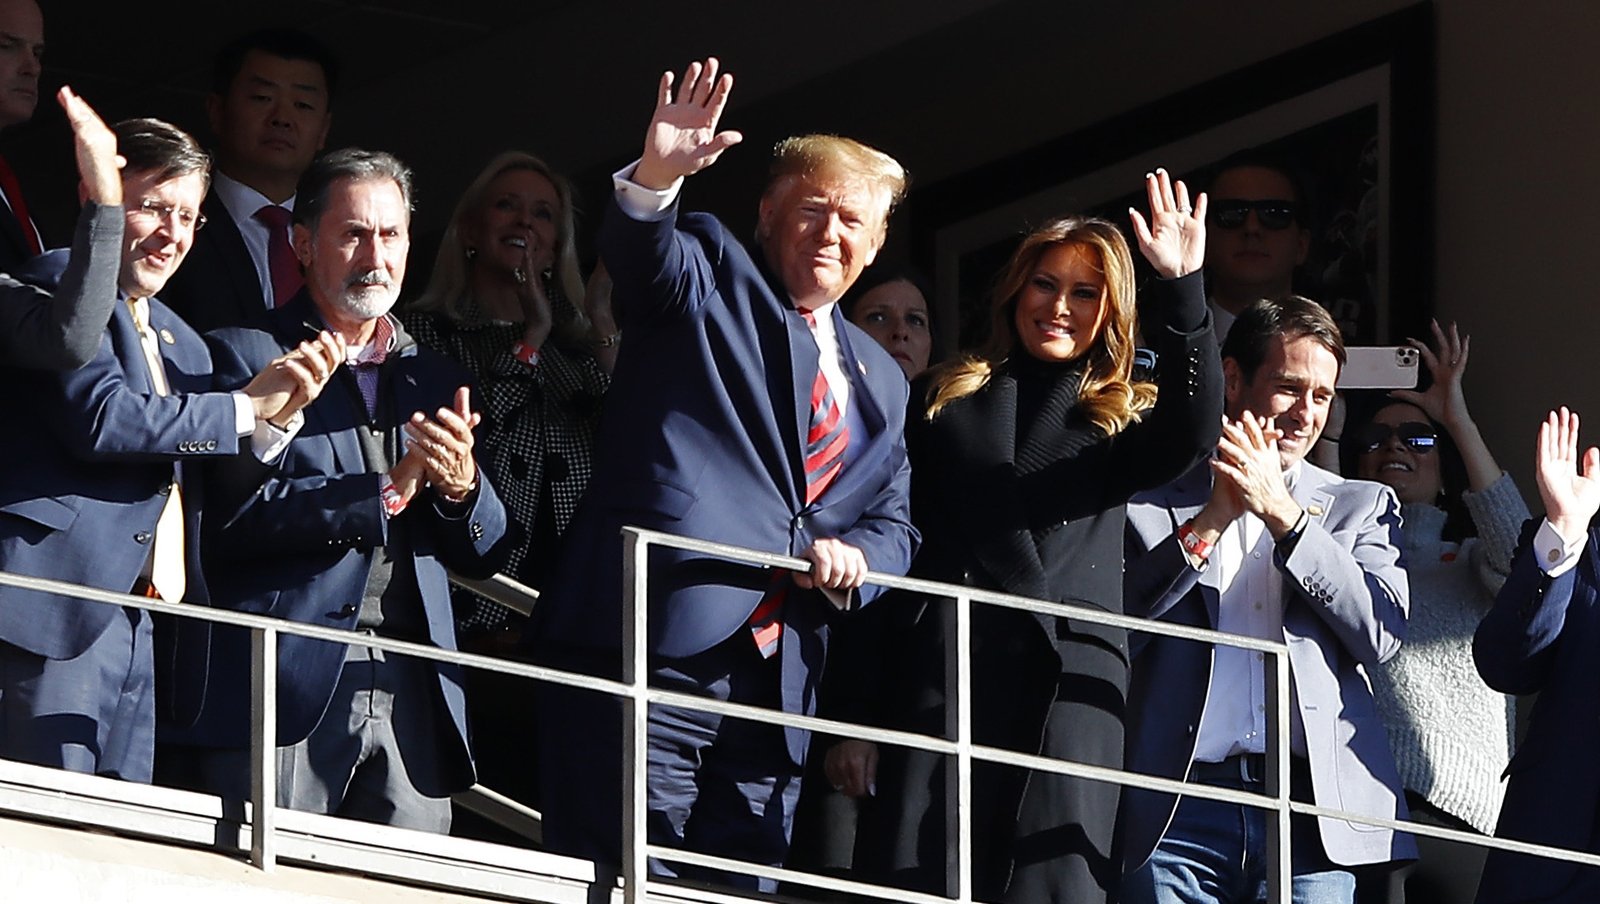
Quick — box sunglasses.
[1210,199,1301,230]
[1356,422,1438,454]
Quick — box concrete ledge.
[0,815,496,902]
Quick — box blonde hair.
[765,134,909,224]
[925,216,1156,435]
[410,151,589,345]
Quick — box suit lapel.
[109,297,157,396]
[272,298,364,475]
[814,311,893,505]
[1291,465,1339,535]
[203,192,268,318]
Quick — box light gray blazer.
[1119,459,1417,871]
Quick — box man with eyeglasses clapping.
[0,115,338,783]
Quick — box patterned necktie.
[0,155,43,256]
[128,298,186,603]
[749,310,852,658]
[801,310,849,504]
[253,204,302,307]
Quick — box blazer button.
[157,483,172,496]
[338,604,358,618]
[134,531,151,544]
[204,440,217,451]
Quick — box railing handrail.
[1,529,1595,903]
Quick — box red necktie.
[0,155,43,256]
[254,204,303,306]
[749,310,852,658]
[801,311,849,504]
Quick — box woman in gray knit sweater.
[1349,321,1524,904]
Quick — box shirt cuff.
[251,410,304,463]
[1535,517,1586,577]
[230,392,255,435]
[612,159,681,222]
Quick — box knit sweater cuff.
[1461,472,1531,578]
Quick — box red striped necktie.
[749,309,852,658]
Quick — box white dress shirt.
[1533,517,1588,577]
[1191,462,1308,761]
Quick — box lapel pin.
[159,329,176,345]
[1307,504,1325,516]
[405,374,418,386]
[858,361,867,376]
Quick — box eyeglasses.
[131,198,206,231]
[1355,421,1438,454]
[1210,199,1301,230]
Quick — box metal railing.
[0,529,1598,903]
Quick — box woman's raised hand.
[1129,168,1207,280]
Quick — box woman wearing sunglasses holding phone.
[1346,322,1526,904]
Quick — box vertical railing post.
[620,529,650,903]
[1263,646,1293,902]
[954,592,973,903]
[249,625,277,872]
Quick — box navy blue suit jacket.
[533,200,917,740]
[161,296,510,794]
[157,190,272,334]
[0,250,241,661]
[1474,519,1600,903]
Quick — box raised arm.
[1100,169,1223,499]
[630,57,743,191]
[1475,410,1599,693]
[0,87,125,370]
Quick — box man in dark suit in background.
[162,149,509,833]
[531,57,918,891]
[1474,407,1600,903]
[0,114,335,784]
[159,28,336,334]
[0,0,47,272]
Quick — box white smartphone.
[1337,346,1420,390]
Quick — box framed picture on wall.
[910,5,1433,353]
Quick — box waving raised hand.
[632,57,744,191]
[1537,407,1600,543]
[1129,168,1207,279]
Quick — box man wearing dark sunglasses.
[1204,153,1311,342]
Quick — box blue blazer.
[1474,520,1600,903]
[160,295,510,795]
[0,249,241,661]
[532,200,918,748]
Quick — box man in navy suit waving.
[0,114,338,783]
[532,57,917,890]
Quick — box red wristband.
[511,340,541,368]
[381,482,408,517]
[1177,519,1213,560]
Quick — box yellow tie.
[128,298,186,603]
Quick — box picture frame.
[909,5,1435,353]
